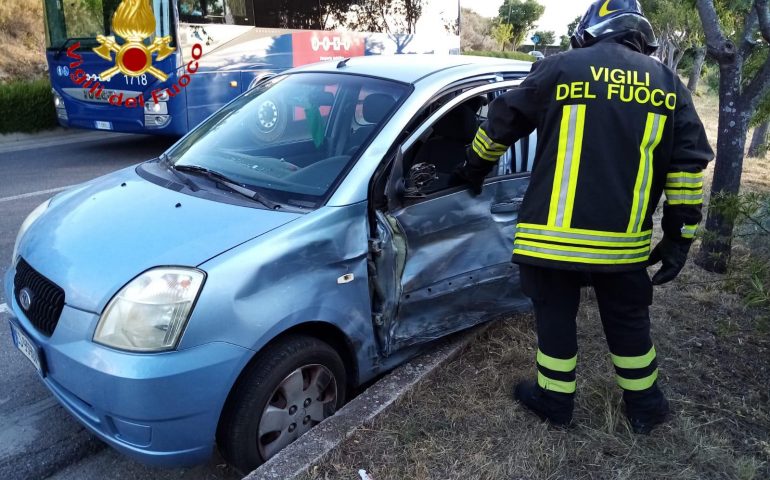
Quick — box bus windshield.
[43,0,173,50]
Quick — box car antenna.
[336,58,351,68]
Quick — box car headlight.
[12,199,50,263]
[93,268,205,352]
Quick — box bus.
[43,0,461,136]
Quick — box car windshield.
[166,73,409,208]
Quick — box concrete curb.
[244,325,489,480]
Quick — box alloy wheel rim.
[257,363,338,460]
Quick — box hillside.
[0,0,47,81]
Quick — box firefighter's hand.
[648,236,691,285]
[449,162,486,196]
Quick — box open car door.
[370,81,536,356]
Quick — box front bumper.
[4,267,253,466]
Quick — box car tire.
[217,334,347,474]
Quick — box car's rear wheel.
[217,335,346,474]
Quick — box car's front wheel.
[217,335,346,474]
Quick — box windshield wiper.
[159,154,200,192]
[173,164,281,210]
[53,37,94,58]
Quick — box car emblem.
[19,288,33,311]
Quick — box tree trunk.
[696,61,751,273]
[671,48,686,72]
[688,47,706,92]
[748,121,769,157]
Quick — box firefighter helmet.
[571,0,658,55]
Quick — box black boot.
[624,385,670,434]
[513,380,573,427]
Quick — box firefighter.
[453,0,713,433]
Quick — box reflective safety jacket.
[470,39,714,271]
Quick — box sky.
[459,0,595,43]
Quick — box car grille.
[13,258,66,337]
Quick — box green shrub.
[463,50,535,62]
[0,78,58,133]
[708,192,770,322]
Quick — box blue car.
[7,55,536,473]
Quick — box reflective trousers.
[519,264,663,414]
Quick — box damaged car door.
[371,82,536,355]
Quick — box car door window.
[399,88,535,198]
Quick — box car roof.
[288,54,532,84]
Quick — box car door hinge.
[372,313,384,326]
[368,238,383,256]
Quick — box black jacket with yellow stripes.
[470,37,714,272]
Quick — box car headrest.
[432,103,478,143]
[363,94,396,124]
[309,91,335,106]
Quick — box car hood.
[17,166,301,313]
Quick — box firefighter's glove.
[450,148,495,196]
[648,236,691,285]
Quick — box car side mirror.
[386,146,406,210]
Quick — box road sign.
[531,34,541,45]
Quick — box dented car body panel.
[5,55,534,466]
[373,177,532,354]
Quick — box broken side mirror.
[386,146,406,211]
[404,162,438,197]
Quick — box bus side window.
[178,0,253,25]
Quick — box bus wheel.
[251,98,288,143]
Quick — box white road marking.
[0,186,74,204]
[0,303,9,315]
[0,131,128,154]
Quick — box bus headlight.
[93,268,205,352]
[52,89,67,120]
[144,101,168,114]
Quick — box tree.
[748,121,769,157]
[491,22,514,51]
[747,47,770,156]
[532,30,556,46]
[498,0,545,51]
[461,8,497,51]
[330,0,426,34]
[641,0,702,71]
[695,0,770,272]
[559,15,582,50]
[687,46,707,92]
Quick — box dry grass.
[298,93,770,480]
[0,0,47,81]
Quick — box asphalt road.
[0,131,240,480]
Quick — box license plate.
[94,121,113,130]
[9,321,45,376]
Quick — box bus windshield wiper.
[159,154,199,192]
[173,164,281,210]
[53,37,94,58]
